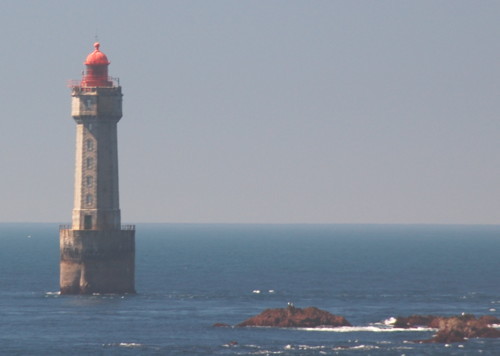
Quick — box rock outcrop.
[430,315,500,343]
[237,305,351,328]
[394,314,500,343]
[394,314,441,329]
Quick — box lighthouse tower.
[59,43,135,294]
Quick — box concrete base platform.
[60,229,135,294]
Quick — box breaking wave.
[298,318,435,333]
[299,325,435,332]
[103,342,146,349]
[284,344,381,352]
[45,291,60,295]
[117,343,143,348]
[44,291,60,298]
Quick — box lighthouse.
[59,43,135,294]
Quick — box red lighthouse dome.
[85,42,110,65]
[81,42,112,87]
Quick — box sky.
[1,0,500,224]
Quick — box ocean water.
[0,223,499,355]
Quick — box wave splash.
[103,342,145,349]
[299,325,435,332]
[298,317,435,333]
[284,343,381,352]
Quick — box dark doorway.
[84,215,92,230]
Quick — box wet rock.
[394,314,441,328]
[237,305,351,328]
[396,314,500,343]
[430,315,500,343]
[478,315,500,325]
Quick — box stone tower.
[59,43,135,294]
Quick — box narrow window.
[86,176,93,187]
[86,139,94,152]
[86,157,93,169]
[86,194,93,206]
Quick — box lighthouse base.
[59,229,135,294]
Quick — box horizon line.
[1,221,500,227]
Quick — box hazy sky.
[1,1,500,224]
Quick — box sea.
[0,223,499,355]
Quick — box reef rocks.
[237,305,351,328]
[432,316,500,343]
[394,314,441,329]
[394,314,500,343]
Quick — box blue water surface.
[0,223,499,355]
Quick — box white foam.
[44,291,61,297]
[250,351,283,355]
[118,343,142,348]
[252,290,261,294]
[296,345,326,350]
[284,344,327,351]
[383,317,397,326]
[299,325,435,333]
[243,344,261,349]
[332,345,380,351]
[45,291,60,295]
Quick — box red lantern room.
[81,42,113,87]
